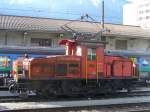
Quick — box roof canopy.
[0,15,150,38]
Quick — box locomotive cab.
[59,39,138,81]
[59,39,106,80]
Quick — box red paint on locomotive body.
[103,56,136,78]
[10,39,139,97]
[13,39,137,82]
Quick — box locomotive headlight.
[76,46,82,56]
[14,74,18,82]
[66,45,69,55]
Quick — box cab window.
[76,46,82,56]
[87,48,96,61]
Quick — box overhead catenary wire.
[0,7,122,23]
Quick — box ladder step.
[87,80,97,88]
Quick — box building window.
[115,40,127,50]
[139,10,143,14]
[146,9,150,13]
[139,17,143,20]
[146,16,150,19]
[146,16,149,19]
[145,3,150,7]
[87,48,96,61]
[101,36,106,41]
[31,38,52,47]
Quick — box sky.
[0,0,129,24]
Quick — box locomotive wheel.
[40,84,58,98]
[18,90,28,98]
[9,83,17,93]
[61,81,81,96]
[36,90,43,97]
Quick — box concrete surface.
[0,96,150,111]
[0,91,18,97]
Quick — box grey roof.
[0,15,150,38]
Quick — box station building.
[0,15,150,60]
[123,0,150,28]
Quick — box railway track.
[0,87,150,111]
[0,87,150,102]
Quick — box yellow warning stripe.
[85,56,87,83]
[96,56,99,82]
[16,63,18,82]
[28,62,31,79]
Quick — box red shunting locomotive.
[9,39,138,97]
